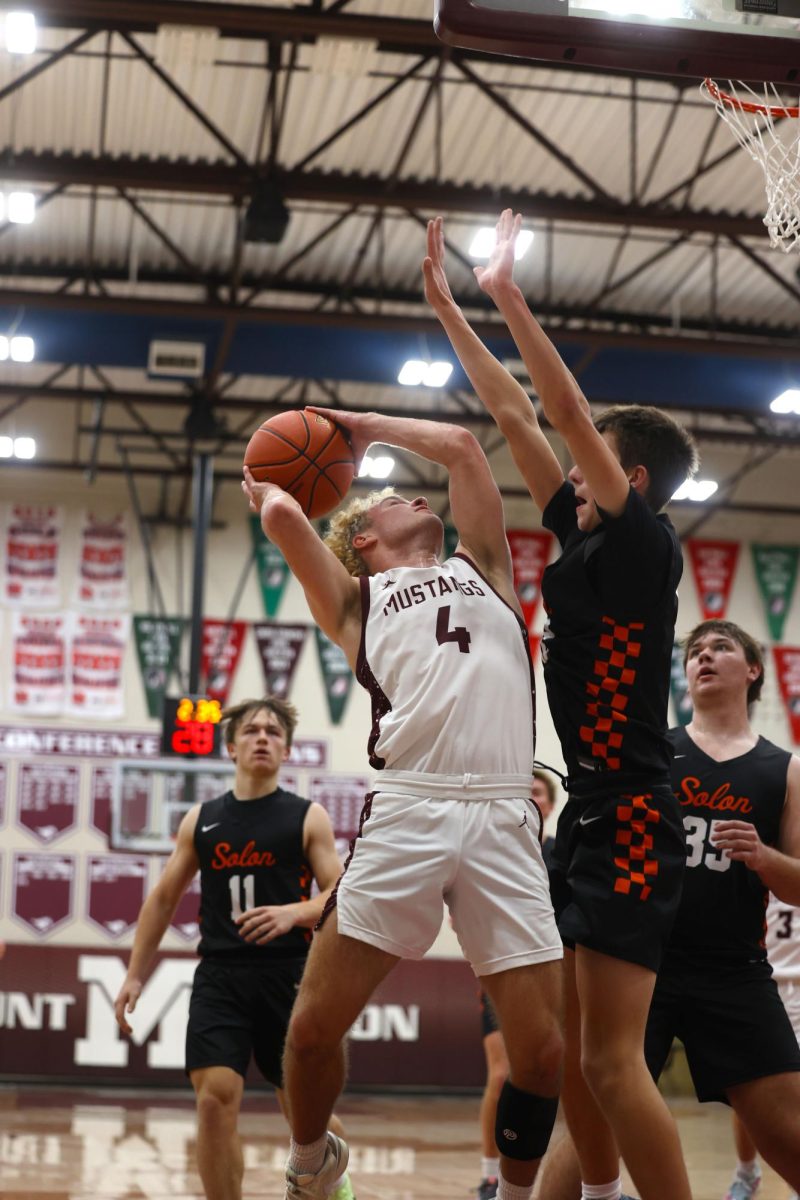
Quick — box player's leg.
[477,997,509,1200]
[481,960,564,1189]
[190,1066,246,1200]
[576,947,691,1200]
[723,1112,761,1200]
[275,1090,354,1200]
[728,1073,800,1191]
[534,1131,581,1200]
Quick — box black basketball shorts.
[185,956,306,1087]
[549,785,686,972]
[479,989,501,1039]
[645,959,800,1103]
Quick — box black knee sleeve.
[495,1080,559,1161]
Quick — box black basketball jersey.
[665,727,790,967]
[194,787,313,961]
[541,482,682,797]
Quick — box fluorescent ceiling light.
[5,11,36,54]
[13,436,35,459]
[10,335,34,362]
[398,359,428,386]
[7,191,35,224]
[0,436,13,458]
[771,388,800,414]
[672,479,718,502]
[423,361,453,387]
[469,226,534,261]
[359,453,395,479]
[0,336,8,361]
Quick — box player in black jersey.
[424,211,696,1200]
[113,697,350,1200]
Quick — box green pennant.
[752,544,800,642]
[249,514,291,618]
[314,627,353,725]
[133,615,185,719]
[670,641,693,727]
[443,524,459,559]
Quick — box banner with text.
[10,611,67,715]
[773,646,800,744]
[315,628,353,725]
[74,512,129,609]
[669,641,693,726]
[752,544,799,643]
[253,622,307,699]
[133,615,185,718]
[250,515,291,617]
[508,530,553,633]
[201,619,247,705]
[68,612,129,719]
[688,539,740,621]
[3,504,63,608]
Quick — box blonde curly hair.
[324,487,395,576]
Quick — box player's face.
[531,777,555,821]
[684,632,759,702]
[367,494,444,551]
[229,708,290,775]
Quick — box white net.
[701,79,800,254]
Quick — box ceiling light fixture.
[770,388,800,414]
[397,360,453,388]
[358,453,395,479]
[4,11,36,54]
[672,479,719,502]
[469,226,534,261]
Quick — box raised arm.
[478,209,631,519]
[423,215,564,515]
[307,405,516,604]
[114,806,200,1035]
[242,468,362,665]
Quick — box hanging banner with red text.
[74,512,129,609]
[10,611,68,714]
[3,504,63,608]
[752,545,799,643]
[773,646,800,744]
[507,530,553,633]
[201,619,247,704]
[688,539,740,621]
[253,622,307,699]
[68,612,129,719]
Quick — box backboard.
[435,0,800,84]
[110,758,236,853]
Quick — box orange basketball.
[243,409,355,519]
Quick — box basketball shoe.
[477,1177,499,1200]
[330,1173,356,1200]
[723,1166,762,1200]
[286,1133,349,1200]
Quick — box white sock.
[289,1134,328,1176]
[581,1179,622,1200]
[497,1174,535,1200]
[482,1157,500,1179]
[737,1158,760,1181]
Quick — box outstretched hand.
[422,216,457,314]
[473,208,522,297]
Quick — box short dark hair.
[221,696,299,748]
[682,619,765,705]
[594,405,699,513]
[532,768,557,808]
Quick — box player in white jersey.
[726,895,800,1200]
[242,403,563,1200]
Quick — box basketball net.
[701,78,800,254]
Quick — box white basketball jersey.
[357,553,535,775]
[766,894,800,981]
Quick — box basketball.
[243,409,356,519]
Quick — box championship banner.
[309,772,371,859]
[201,619,247,704]
[68,612,130,719]
[773,646,800,744]
[507,530,553,633]
[86,856,149,938]
[10,611,68,714]
[3,504,63,608]
[250,514,291,617]
[133,615,185,718]
[314,628,353,725]
[752,545,800,642]
[17,762,80,843]
[74,512,128,609]
[670,642,693,726]
[253,622,307,699]
[12,852,76,936]
[687,539,740,621]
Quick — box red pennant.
[507,530,553,634]
[773,646,800,744]
[688,539,740,621]
[201,619,247,704]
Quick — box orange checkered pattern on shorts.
[614,794,660,900]
[578,616,644,771]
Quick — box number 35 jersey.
[357,553,535,776]
[666,727,790,967]
[194,787,312,961]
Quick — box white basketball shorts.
[778,978,800,1047]
[334,770,563,976]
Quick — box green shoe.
[330,1173,356,1200]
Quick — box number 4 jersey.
[194,787,312,960]
[666,726,791,967]
[357,554,536,775]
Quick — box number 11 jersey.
[357,553,536,776]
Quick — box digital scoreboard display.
[161,695,223,758]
